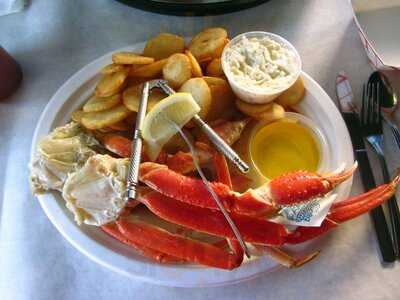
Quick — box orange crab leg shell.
[197,119,250,146]
[214,153,233,189]
[213,153,244,260]
[165,142,214,174]
[139,191,288,245]
[268,163,357,206]
[329,182,398,223]
[101,223,182,264]
[101,134,132,158]
[230,172,253,193]
[330,184,388,211]
[140,162,275,216]
[285,218,338,244]
[116,219,242,270]
[286,173,400,244]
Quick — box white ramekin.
[248,112,331,181]
[221,31,302,104]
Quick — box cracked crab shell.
[29,122,98,194]
[62,154,129,226]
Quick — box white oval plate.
[31,42,354,287]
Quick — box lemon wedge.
[142,92,200,160]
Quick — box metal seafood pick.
[157,81,249,174]
[125,80,161,200]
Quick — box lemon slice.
[142,92,200,160]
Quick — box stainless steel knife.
[336,71,395,262]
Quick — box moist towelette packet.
[269,194,337,227]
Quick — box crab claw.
[268,162,358,206]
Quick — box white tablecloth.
[1,0,399,299]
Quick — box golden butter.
[250,120,320,179]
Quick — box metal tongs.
[125,79,250,256]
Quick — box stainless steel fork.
[361,80,400,257]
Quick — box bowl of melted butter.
[249,112,330,180]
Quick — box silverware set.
[337,71,400,262]
[361,72,400,257]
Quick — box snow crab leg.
[103,209,245,269]
[139,171,400,246]
[139,162,358,217]
[115,218,242,270]
[138,161,400,244]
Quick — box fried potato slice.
[83,94,121,112]
[71,110,85,123]
[185,50,203,77]
[100,63,126,75]
[129,59,167,78]
[235,98,274,117]
[81,104,131,130]
[188,28,228,60]
[203,76,228,86]
[253,103,285,122]
[143,33,185,60]
[203,76,234,121]
[163,53,192,88]
[123,85,165,112]
[112,52,154,65]
[95,68,129,97]
[275,76,306,108]
[214,38,229,58]
[206,58,224,77]
[179,78,211,120]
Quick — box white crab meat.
[30,122,98,194]
[62,154,129,226]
